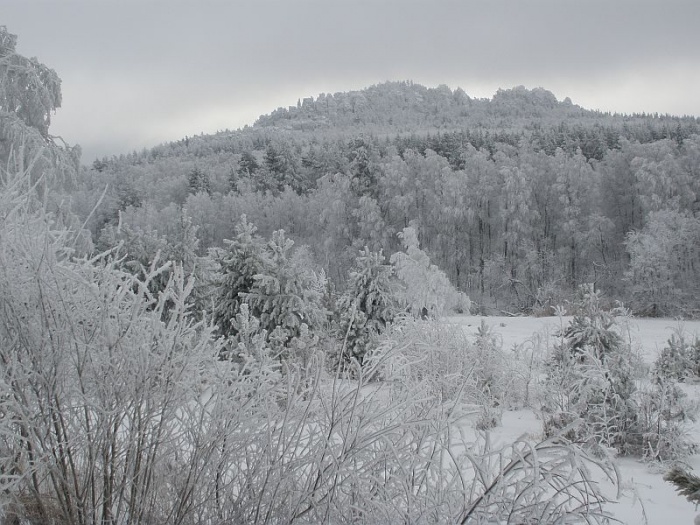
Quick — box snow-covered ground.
[446,315,700,524]
[447,315,700,364]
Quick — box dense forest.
[73,80,700,317]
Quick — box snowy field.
[446,315,700,524]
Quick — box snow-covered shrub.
[654,330,700,381]
[367,318,525,423]
[543,287,642,454]
[0,179,225,523]
[456,434,618,524]
[366,318,476,402]
[98,206,201,302]
[634,378,697,461]
[207,347,618,524]
[544,286,696,460]
[448,290,472,314]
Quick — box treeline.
[77,107,700,315]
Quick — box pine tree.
[543,286,638,453]
[242,231,327,356]
[188,166,211,195]
[336,248,400,369]
[212,215,266,338]
[238,150,260,176]
[664,466,700,505]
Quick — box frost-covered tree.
[261,140,305,194]
[0,25,79,181]
[544,287,638,452]
[243,231,327,352]
[544,286,695,459]
[212,215,266,338]
[625,209,700,316]
[348,136,381,198]
[336,248,400,369]
[390,226,460,317]
[0,26,60,137]
[238,150,260,176]
[187,166,211,194]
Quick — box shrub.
[0,182,622,523]
[634,378,697,461]
[366,318,526,425]
[654,330,700,381]
[544,286,696,460]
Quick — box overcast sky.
[4,1,700,162]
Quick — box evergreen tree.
[348,137,380,199]
[242,231,327,356]
[212,215,266,338]
[188,166,211,195]
[664,467,700,506]
[228,166,240,193]
[238,150,260,176]
[543,287,641,456]
[545,288,696,460]
[335,248,400,369]
[262,141,304,194]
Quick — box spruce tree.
[336,248,400,369]
[212,215,265,338]
[187,166,211,195]
[242,231,327,356]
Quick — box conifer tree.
[238,150,259,176]
[188,166,211,195]
[543,286,638,453]
[242,231,327,354]
[336,248,400,368]
[664,466,700,506]
[212,215,266,338]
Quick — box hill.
[75,81,700,316]
[253,82,591,131]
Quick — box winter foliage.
[390,226,461,317]
[3,24,700,524]
[543,287,697,460]
[334,248,400,369]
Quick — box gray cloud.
[4,0,700,161]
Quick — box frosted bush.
[366,318,526,418]
[654,330,700,381]
[544,287,696,460]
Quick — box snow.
[446,314,700,524]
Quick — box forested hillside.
[74,81,700,316]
